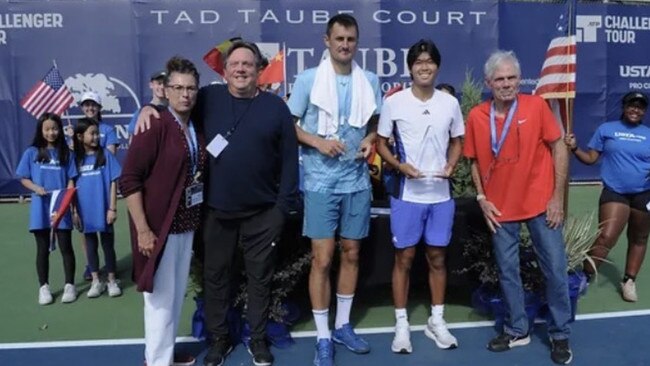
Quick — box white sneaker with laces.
[87,280,106,298]
[107,281,122,297]
[38,284,53,305]
[391,321,412,354]
[621,279,638,302]
[424,316,458,349]
[61,283,77,303]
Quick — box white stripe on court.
[2,309,650,350]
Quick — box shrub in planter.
[463,212,603,327]
[450,70,482,199]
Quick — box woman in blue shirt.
[565,91,650,302]
[16,112,78,305]
[79,91,119,153]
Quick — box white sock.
[431,304,444,324]
[313,309,331,340]
[335,293,354,329]
[395,308,408,325]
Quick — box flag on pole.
[533,0,577,131]
[203,37,242,76]
[20,66,74,118]
[48,187,76,251]
[258,49,285,85]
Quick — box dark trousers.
[34,229,75,286]
[203,206,284,340]
[85,229,116,273]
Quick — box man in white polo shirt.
[376,39,464,355]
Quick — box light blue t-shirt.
[588,120,650,193]
[127,110,139,136]
[16,147,78,231]
[75,150,121,233]
[99,123,118,149]
[288,67,382,194]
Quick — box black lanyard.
[224,91,258,140]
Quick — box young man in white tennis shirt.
[376,39,464,354]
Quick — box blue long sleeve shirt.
[193,84,299,216]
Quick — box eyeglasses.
[166,84,198,95]
[225,60,257,69]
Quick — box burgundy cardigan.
[120,110,204,293]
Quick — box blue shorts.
[390,197,455,248]
[303,189,371,240]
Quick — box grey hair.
[483,50,521,80]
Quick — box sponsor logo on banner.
[64,73,139,151]
[0,12,64,45]
[577,14,650,44]
[620,65,650,90]
[620,65,650,78]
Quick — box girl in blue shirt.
[78,91,119,281]
[565,91,650,302]
[79,91,119,153]
[72,118,122,298]
[16,112,78,305]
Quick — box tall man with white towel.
[287,13,382,366]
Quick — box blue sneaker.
[332,324,370,354]
[313,339,334,366]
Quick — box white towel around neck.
[310,57,377,136]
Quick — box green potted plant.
[451,70,482,198]
[563,211,606,320]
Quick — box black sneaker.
[248,338,274,366]
[203,336,233,366]
[550,338,573,364]
[487,332,530,352]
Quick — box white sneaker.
[391,321,412,354]
[621,279,638,302]
[424,317,458,349]
[107,281,122,297]
[87,280,106,298]
[61,283,77,303]
[38,284,53,305]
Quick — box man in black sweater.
[135,41,298,366]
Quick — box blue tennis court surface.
[2,312,648,366]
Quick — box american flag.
[20,66,74,118]
[48,187,76,251]
[534,0,577,131]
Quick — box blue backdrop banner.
[1,0,649,194]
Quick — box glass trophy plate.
[414,125,446,182]
[337,127,363,162]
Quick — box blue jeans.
[492,213,571,340]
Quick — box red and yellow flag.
[203,37,241,76]
[258,50,285,85]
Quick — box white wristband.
[476,194,486,201]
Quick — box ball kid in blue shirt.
[16,112,78,305]
[72,118,122,298]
